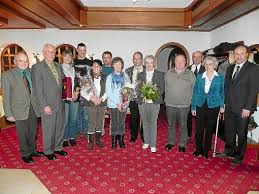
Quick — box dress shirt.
[232,61,246,78]
[202,71,218,94]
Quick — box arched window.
[55,44,77,64]
[155,42,189,72]
[1,44,26,72]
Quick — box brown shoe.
[88,134,94,150]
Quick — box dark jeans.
[129,101,143,140]
[195,102,219,155]
[109,108,127,135]
[224,107,250,161]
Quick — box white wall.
[210,9,259,47]
[0,29,210,69]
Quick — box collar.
[174,67,186,74]
[235,60,246,69]
[202,70,218,79]
[17,67,30,77]
[193,63,201,68]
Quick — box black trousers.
[15,104,38,157]
[195,102,219,155]
[129,101,143,140]
[187,106,194,138]
[224,107,250,161]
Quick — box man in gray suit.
[2,52,44,163]
[31,43,67,160]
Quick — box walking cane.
[213,111,221,157]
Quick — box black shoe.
[192,151,202,156]
[231,158,242,166]
[141,137,144,142]
[179,146,185,152]
[22,156,34,163]
[54,150,68,156]
[69,139,76,146]
[220,152,235,159]
[112,136,117,149]
[45,154,57,160]
[31,151,44,157]
[130,137,136,143]
[63,140,69,147]
[202,153,209,159]
[119,135,125,148]
[165,144,174,150]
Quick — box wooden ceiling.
[0,0,258,31]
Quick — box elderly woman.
[61,50,80,147]
[137,55,165,153]
[81,59,107,150]
[106,57,130,149]
[192,56,224,158]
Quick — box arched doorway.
[55,44,77,64]
[1,44,26,72]
[155,42,189,72]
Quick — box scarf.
[111,71,125,88]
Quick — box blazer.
[1,68,39,120]
[31,60,64,114]
[188,64,205,77]
[125,66,146,83]
[224,61,258,114]
[136,69,165,105]
[192,72,224,111]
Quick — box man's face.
[234,46,248,64]
[15,53,29,70]
[192,52,203,65]
[175,56,186,71]
[102,54,112,66]
[133,53,143,67]
[77,46,87,59]
[43,46,55,63]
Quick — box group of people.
[2,43,258,166]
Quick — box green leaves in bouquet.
[139,83,160,101]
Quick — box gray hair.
[42,43,55,53]
[202,56,218,68]
[144,55,155,66]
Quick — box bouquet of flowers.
[139,82,160,103]
[76,73,96,102]
[119,83,135,112]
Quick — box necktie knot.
[232,65,240,81]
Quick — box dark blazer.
[224,61,258,114]
[191,72,224,111]
[82,74,107,107]
[31,60,64,114]
[64,76,80,103]
[188,64,205,77]
[125,66,146,83]
[136,69,165,105]
[1,68,39,119]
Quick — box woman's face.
[145,59,155,71]
[113,61,122,73]
[63,54,72,65]
[92,62,101,74]
[205,61,215,73]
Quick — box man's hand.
[94,98,102,105]
[220,107,224,113]
[44,106,52,116]
[6,116,15,122]
[192,110,196,116]
[241,109,250,118]
[117,104,122,111]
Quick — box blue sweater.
[191,73,224,111]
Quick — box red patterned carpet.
[0,115,259,194]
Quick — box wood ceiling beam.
[0,16,8,25]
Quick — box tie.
[232,65,240,81]
[49,64,59,85]
[194,66,198,76]
[23,71,31,94]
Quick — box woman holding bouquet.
[106,57,130,149]
[137,55,165,153]
[80,59,107,150]
[61,50,80,147]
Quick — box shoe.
[31,151,44,157]
[220,152,235,159]
[192,151,202,156]
[118,135,125,148]
[95,132,104,148]
[150,147,157,153]
[45,154,57,160]
[142,144,149,149]
[202,153,209,159]
[54,150,68,156]
[179,146,185,152]
[130,137,136,143]
[231,158,242,166]
[63,140,69,147]
[165,144,174,150]
[112,136,117,149]
[88,134,94,150]
[141,137,144,142]
[22,156,34,163]
[69,139,76,146]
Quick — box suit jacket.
[125,66,145,83]
[188,64,205,77]
[191,72,224,111]
[1,68,39,120]
[31,60,64,114]
[224,61,258,114]
[136,69,165,105]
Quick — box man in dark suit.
[125,51,145,143]
[187,51,205,139]
[2,52,43,163]
[31,43,67,160]
[222,45,258,165]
